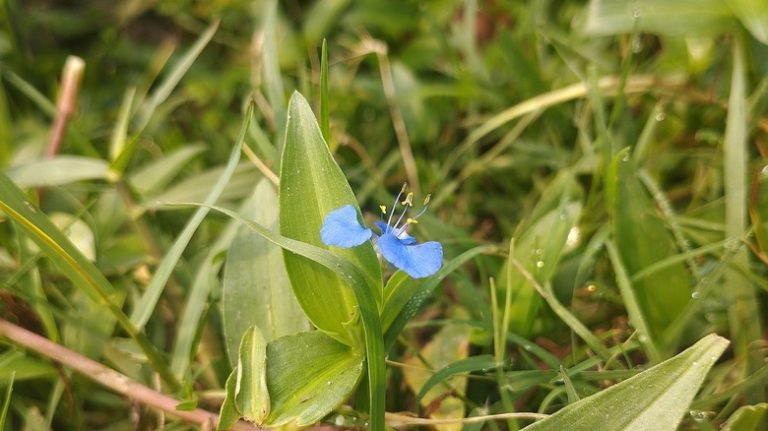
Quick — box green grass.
[0,0,767,430]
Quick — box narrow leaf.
[416,355,498,403]
[5,156,108,188]
[129,105,252,330]
[722,403,768,431]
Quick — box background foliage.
[0,0,767,430]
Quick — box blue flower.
[320,185,443,278]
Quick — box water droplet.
[691,291,701,299]
[631,37,643,53]
[327,380,332,385]
[622,153,631,162]
[655,112,666,122]
[536,260,544,268]
[633,9,641,18]
[524,344,532,351]
[334,415,345,426]
[761,165,768,177]
[535,248,544,256]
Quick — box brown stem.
[46,56,85,158]
[0,318,258,431]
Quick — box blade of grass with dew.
[0,172,179,389]
[522,334,729,431]
[129,104,252,330]
[181,202,385,431]
[724,38,765,402]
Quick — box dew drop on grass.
[535,260,544,268]
[655,112,666,122]
[622,153,630,162]
[691,291,700,299]
[632,9,641,18]
[762,165,768,176]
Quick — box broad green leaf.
[522,334,729,431]
[722,403,768,431]
[5,156,109,188]
[266,331,363,427]
[606,150,691,343]
[726,0,768,44]
[584,0,736,37]
[382,245,495,349]
[191,203,385,431]
[236,327,270,424]
[0,172,178,389]
[223,179,308,365]
[279,91,381,344]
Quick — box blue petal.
[377,233,443,278]
[320,205,372,248]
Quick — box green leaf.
[521,334,729,431]
[266,331,363,427]
[236,326,270,424]
[5,156,109,188]
[584,0,736,37]
[279,91,381,344]
[223,179,308,365]
[725,0,768,44]
[188,202,385,431]
[415,355,499,403]
[606,149,691,345]
[217,369,241,431]
[722,403,768,431]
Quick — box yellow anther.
[402,192,414,206]
[380,205,387,214]
[423,194,431,206]
[406,217,419,225]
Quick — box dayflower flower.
[320,184,443,278]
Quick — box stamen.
[379,205,387,214]
[406,217,418,225]
[386,183,408,231]
[402,192,414,207]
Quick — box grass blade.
[129,104,253,330]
